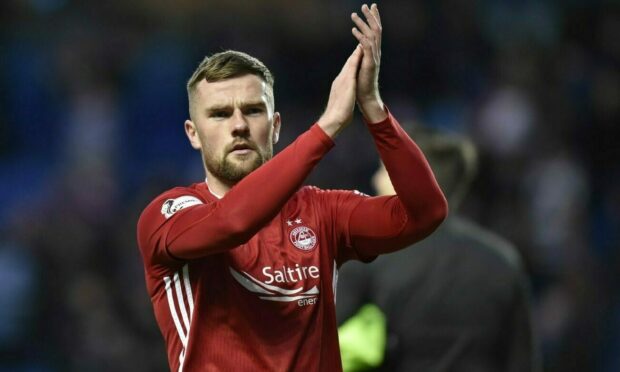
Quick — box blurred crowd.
[0,0,618,371]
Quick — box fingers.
[367,3,381,50]
[351,43,363,63]
[350,4,383,106]
[343,44,362,67]
[341,44,363,76]
[320,48,361,138]
[350,43,363,59]
[351,27,371,50]
[351,4,382,55]
[370,3,381,28]
[351,12,373,36]
[351,4,381,33]
[351,27,378,66]
[361,4,381,32]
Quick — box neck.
[204,172,235,199]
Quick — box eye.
[245,107,264,116]
[210,110,230,119]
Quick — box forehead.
[194,74,270,107]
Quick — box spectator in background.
[337,127,540,372]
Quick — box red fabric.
[136,111,447,371]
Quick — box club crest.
[289,226,317,251]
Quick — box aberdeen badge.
[290,226,317,251]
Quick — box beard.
[203,142,272,185]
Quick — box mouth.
[228,142,256,156]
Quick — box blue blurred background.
[0,0,618,370]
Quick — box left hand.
[317,45,363,138]
[351,3,387,122]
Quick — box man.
[137,4,448,371]
[337,129,540,372]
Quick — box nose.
[231,109,250,137]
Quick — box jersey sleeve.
[324,108,448,265]
[137,188,209,268]
[316,189,420,265]
[311,188,370,264]
[137,123,334,267]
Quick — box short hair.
[186,50,275,115]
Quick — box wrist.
[358,98,387,123]
[317,116,344,139]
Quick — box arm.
[345,4,448,258]
[138,47,363,263]
[348,113,448,257]
[164,125,333,259]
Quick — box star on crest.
[286,220,293,226]
[295,218,303,224]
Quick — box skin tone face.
[185,74,281,196]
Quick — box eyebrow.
[205,100,267,114]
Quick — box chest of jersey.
[225,208,326,306]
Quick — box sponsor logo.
[290,226,317,251]
[161,196,203,219]
[262,264,319,284]
[229,266,319,307]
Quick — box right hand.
[317,45,363,139]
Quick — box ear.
[184,120,202,150]
[272,112,281,145]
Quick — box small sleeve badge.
[161,196,203,219]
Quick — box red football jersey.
[139,184,368,371]
[137,115,447,371]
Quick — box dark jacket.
[337,215,539,372]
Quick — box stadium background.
[0,0,618,370]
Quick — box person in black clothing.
[337,127,540,372]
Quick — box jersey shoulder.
[291,186,369,214]
[296,185,370,203]
[300,185,370,196]
[140,183,207,222]
[136,183,208,267]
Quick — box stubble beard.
[203,145,273,185]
